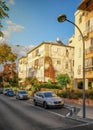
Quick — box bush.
[3,82,11,88]
[58,89,83,99]
[40,83,60,89]
[86,90,93,99]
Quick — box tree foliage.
[56,73,70,89]
[0,43,17,64]
[0,0,9,36]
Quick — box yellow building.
[69,0,93,89]
[69,9,86,89]
[78,0,93,89]
[18,56,28,83]
[19,41,74,83]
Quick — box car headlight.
[47,101,54,105]
[61,100,64,104]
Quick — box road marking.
[46,110,65,118]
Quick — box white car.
[16,90,29,100]
[33,91,64,109]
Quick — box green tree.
[0,43,17,64]
[0,0,9,36]
[8,74,19,87]
[56,73,70,89]
[25,76,40,91]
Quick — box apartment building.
[18,41,74,83]
[69,0,93,89]
[18,56,28,83]
[78,0,93,89]
[69,10,86,88]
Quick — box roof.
[27,41,74,54]
[78,0,93,11]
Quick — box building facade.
[18,56,28,83]
[78,0,93,89]
[69,0,93,89]
[18,41,74,83]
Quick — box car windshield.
[9,90,14,93]
[44,92,57,98]
[19,91,27,94]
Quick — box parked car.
[3,88,11,95]
[6,90,15,96]
[33,91,64,109]
[16,90,29,100]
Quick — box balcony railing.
[85,66,93,72]
[83,25,93,37]
[85,46,93,54]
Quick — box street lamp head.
[57,14,67,22]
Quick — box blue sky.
[1,0,82,46]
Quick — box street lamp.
[57,14,86,118]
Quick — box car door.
[36,93,44,106]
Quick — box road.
[0,94,90,130]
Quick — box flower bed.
[63,98,93,106]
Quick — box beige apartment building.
[69,0,93,89]
[18,56,28,83]
[78,0,93,89]
[18,41,74,84]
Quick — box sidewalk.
[65,101,93,121]
[77,105,93,119]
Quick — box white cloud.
[3,20,24,40]
[9,0,15,5]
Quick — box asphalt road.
[0,94,89,130]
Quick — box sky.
[1,0,82,47]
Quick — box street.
[0,94,88,130]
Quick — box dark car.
[6,90,15,96]
[3,88,11,95]
[33,91,64,109]
[16,90,29,100]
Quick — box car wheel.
[43,102,48,109]
[16,96,18,99]
[34,100,37,106]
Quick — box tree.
[0,43,17,64]
[0,43,17,86]
[56,73,70,89]
[0,0,9,36]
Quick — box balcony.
[78,0,93,11]
[85,46,93,55]
[83,25,93,38]
[85,66,93,72]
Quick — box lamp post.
[57,14,86,118]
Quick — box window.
[57,60,61,64]
[66,49,69,57]
[85,58,93,67]
[86,20,90,30]
[79,15,82,24]
[35,49,39,56]
[65,62,68,69]
[90,37,93,46]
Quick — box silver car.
[33,91,64,109]
[16,90,29,100]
